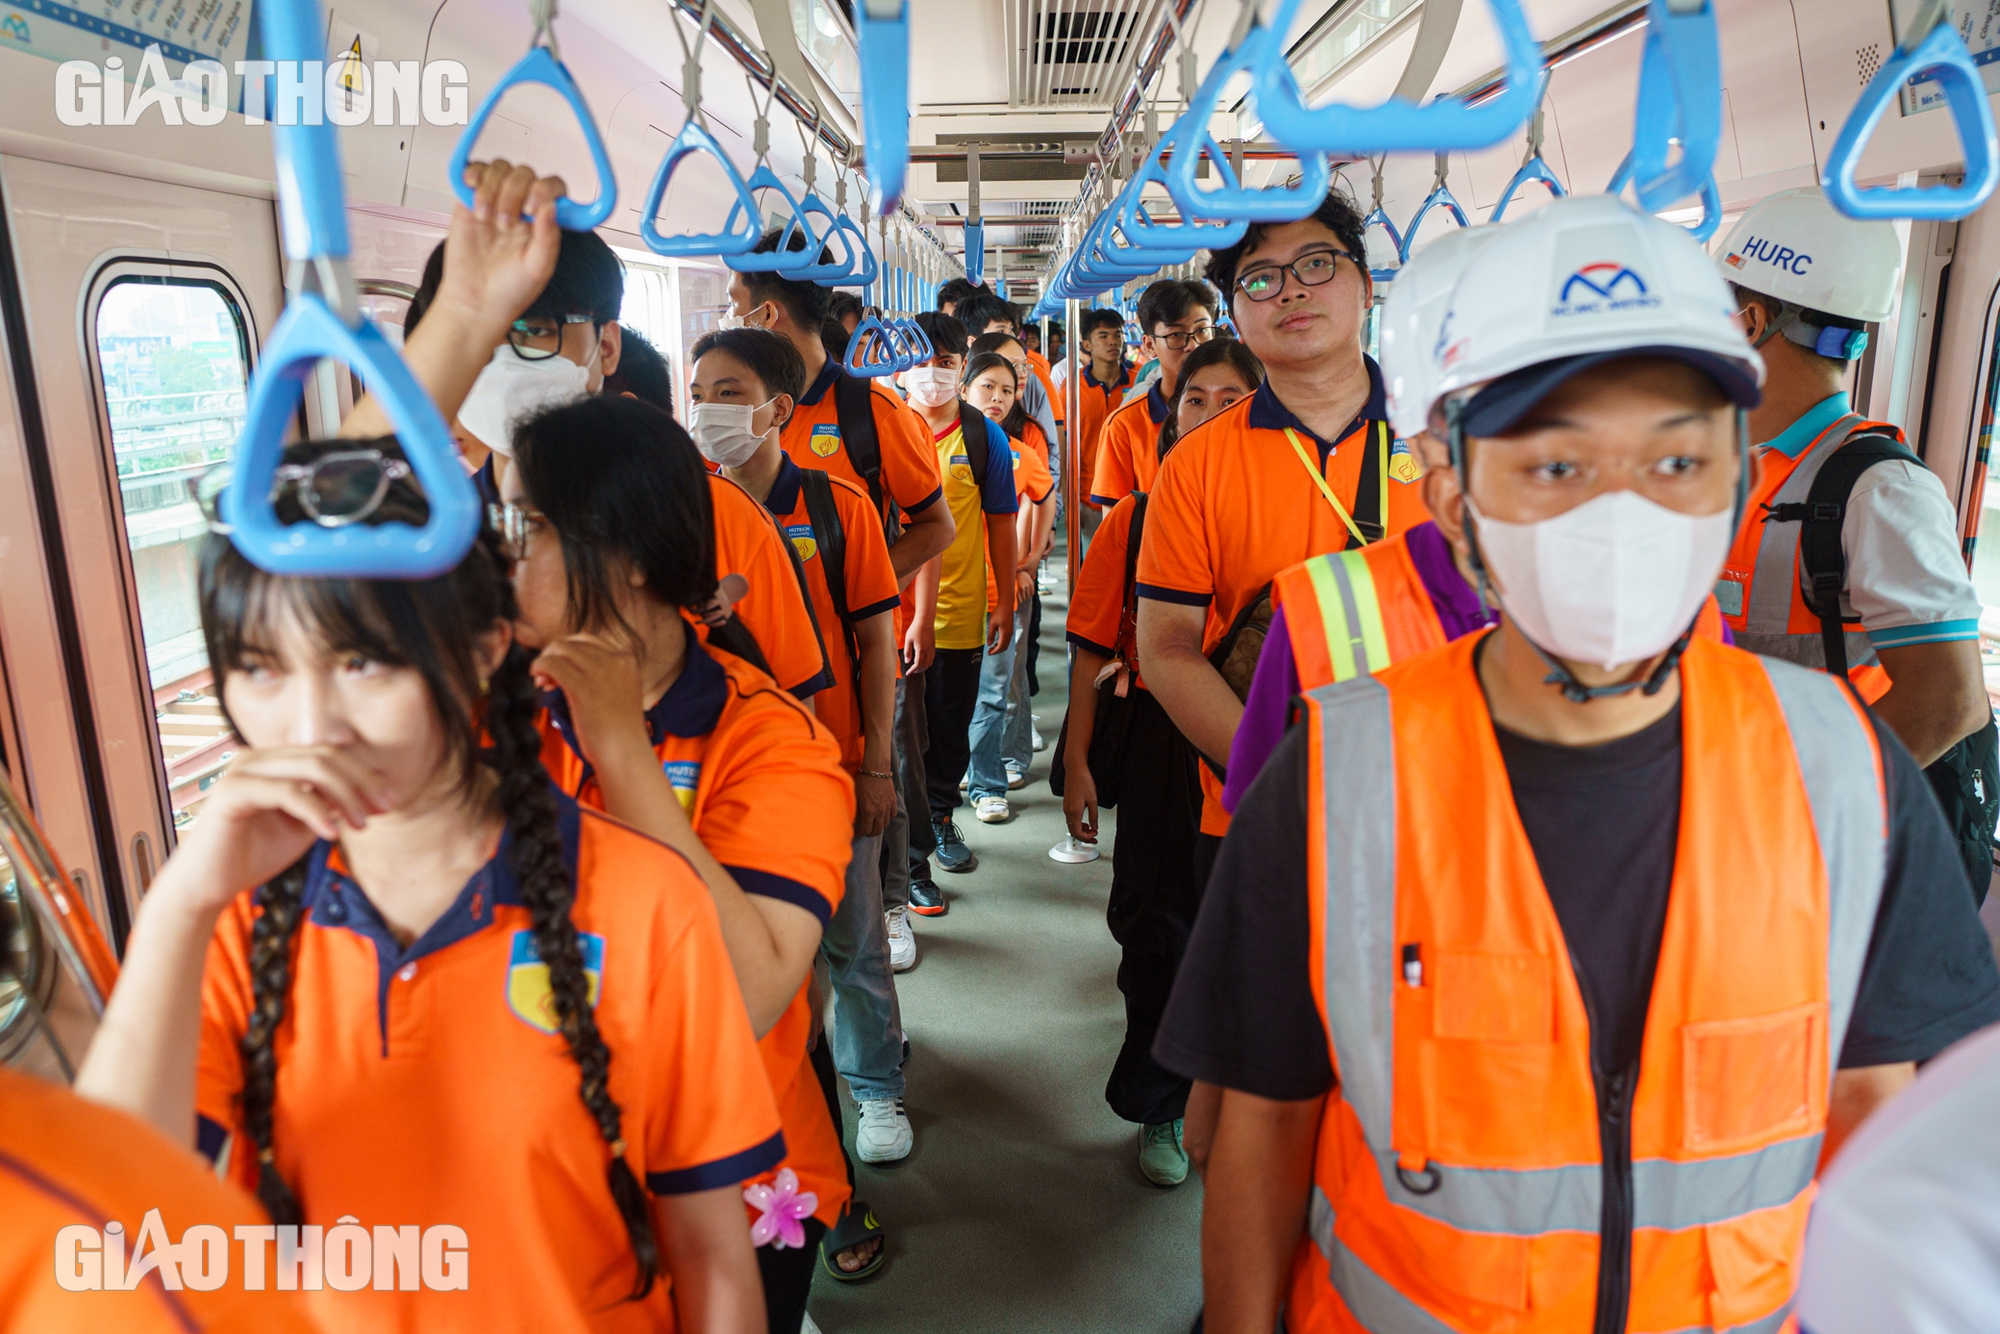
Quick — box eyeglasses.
[189,450,414,533]
[488,501,548,562]
[507,313,596,361]
[1152,324,1217,351]
[1234,250,1359,302]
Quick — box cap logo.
[1554,263,1660,318]
[1733,236,1812,276]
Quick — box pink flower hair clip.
[745,1168,818,1250]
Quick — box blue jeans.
[820,832,905,1102]
[967,602,1031,801]
[1000,601,1036,774]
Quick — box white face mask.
[719,302,772,332]
[689,400,776,469]
[456,344,591,457]
[904,366,960,408]
[1466,488,1735,672]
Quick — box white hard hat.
[1379,224,1504,438]
[1426,194,1763,436]
[1717,187,1901,324]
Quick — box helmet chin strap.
[1444,401,1752,706]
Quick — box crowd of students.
[9,150,2000,1334]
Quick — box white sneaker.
[802,1316,823,1334]
[973,794,1011,823]
[885,906,916,973]
[1032,726,1048,752]
[1005,763,1027,790]
[855,1097,913,1163]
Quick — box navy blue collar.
[764,452,805,519]
[1146,380,1169,425]
[800,357,841,407]
[1245,354,1388,461]
[1083,361,1132,393]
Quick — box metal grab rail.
[1823,8,1999,220]
[225,0,476,578]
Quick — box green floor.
[809,568,1205,1333]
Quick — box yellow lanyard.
[1284,424,1388,548]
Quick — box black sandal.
[818,1200,887,1283]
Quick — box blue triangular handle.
[897,316,934,363]
[639,121,764,258]
[1119,124,1247,250]
[1824,21,2000,220]
[791,190,857,282]
[449,47,617,232]
[826,214,879,289]
[1490,155,1568,222]
[723,165,826,272]
[845,316,897,376]
[1627,2,1722,215]
[1167,26,1329,222]
[1397,186,1469,263]
[855,1,910,215]
[1363,207,1404,282]
[964,219,986,284]
[1255,0,1543,154]
[1606,150,1721,241]
[222,295,480,579]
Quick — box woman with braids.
[500,394,858,1332]
[76,164,782,1334]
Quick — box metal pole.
[1064,295,1081,591]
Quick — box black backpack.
[1768,429,1998,903]
[832,369,904,548]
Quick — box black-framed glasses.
[506,313,596,361]
[1153,324,1218,351]
[1234,250,1359,302]
[488,501,548,562]
[189,450,414,534]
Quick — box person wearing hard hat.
[1716,187,1997,898]
[1155,195,2000,1334]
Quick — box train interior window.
[93,277,251,829]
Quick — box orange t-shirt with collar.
[780,358,945,522]
[760,455,902,770]
[538,627,855,1236]
[709,472,832,700]
[0,1066,321,1334]
[1074,362,1135,510]
[1136,359,1428,838]
[1090,380,1171,504]
[1024,348,1064,424]
[1066,492,1147,692]
[196,795,784,1334]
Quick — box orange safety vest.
[1716,413,1895,702]
[1275,540,1729,694]
[1293,632,1887,1334]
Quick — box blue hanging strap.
[449,0,616,231]
[845,315,897,376]
[1626,0,1722,214]
[1167,10,1329,222]
[1119,4,1249,251]
[1824,1,1999,220]
[230,0,477,578]
[1255,0,1543,154]
[1605,150,1721,241]
[1490,84,1568,222]
[1398,153,1469,263]
[640,0,764,258]
[780,112,857,282]
[819,166,879,289]
[1360,157,1404,282]
[856,0,910,215]
[721,70,828,273]
[964,218,986,284]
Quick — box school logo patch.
[1388,438,1422,484]
[785,522,819,563]
[664,759,701,813]
[948,451,974,484]
[506,930,604,1034]
[811,423,841,458]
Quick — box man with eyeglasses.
[1090,279,1222,506]
[1135,190,1429,881]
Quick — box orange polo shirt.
[196,797,783,1334]
[760,455,902,770]
[710,472,831,699]
[1090,379,1171,504]
[1,1066,320,1333]
[1074,362,1134,510]
[1024,348,1064,424]
[1066,492,1145,691]
[780,358,945,522]
[1136,360,1427,837]
[539,626,855,1235]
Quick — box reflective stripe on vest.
[1304,550,1393,682]
[1300,634,1886,1332]
[1277,539,1451,695]
[1724,413,1881,677]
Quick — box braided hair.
[198,436,660,1298]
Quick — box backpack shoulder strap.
[832,370,884,514]
[797,469,851,625]
[1766,425,1922,678]
[1123,495,1148,631]
[1346,421,1389,550]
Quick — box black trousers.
[757,1212,829,1334]
[1102,688,1208,1126]
[921,646,985,827]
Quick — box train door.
[0,154,283,945]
